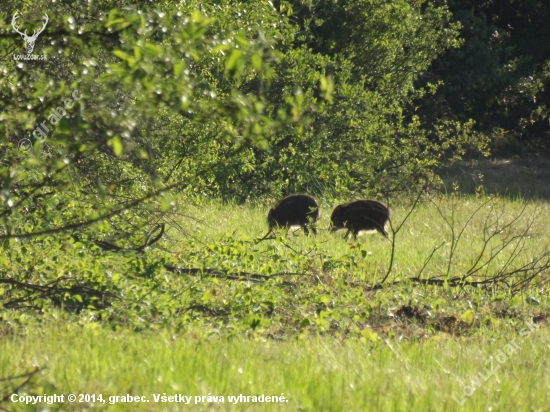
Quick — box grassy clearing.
[2,170,550,410]
[167,195,550,340]
[1,326,549,411]
[179,194,550,285]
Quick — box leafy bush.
[0,0,491,320]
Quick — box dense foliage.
[419,0,550,153]
[0,0,546,323]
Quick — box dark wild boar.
[266,194,320,235]
[330,200,390,239]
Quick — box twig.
[0,367,44,404]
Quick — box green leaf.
[251,54,262,72]
[107,136,123,156]
[460,310,475,324]
[235,35,249,48]
[225,49,243,72]
[212,44,231,53]
[144,43,164,57]
[161,199,173,212]
[174,62,184,77]
[510,295,523,307]
[113,50,131,61]
[134,46,142,60]
[105,18,127,28]
[361,327,378,343]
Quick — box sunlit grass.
[1,326,549,411]
[2,193,550,411]
[175,195,550,288]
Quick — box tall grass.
[1,326,549,411]
[2,189,550,411]
[175,195,550,287]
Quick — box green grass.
[2,178,550,410]
[180,195,550,284]
[1,325,549,411]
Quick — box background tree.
[419,0,550,154]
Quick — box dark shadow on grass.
[437,157,550,200]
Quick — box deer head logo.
[11,12,49,54]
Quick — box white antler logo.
[11,12,49,54]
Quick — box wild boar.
[330,200,390,239]
[267,194,320,235]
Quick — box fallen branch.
[0,277,115,310]
[163,264,297,287]
[94,223,165,252]
[0,367,44,405]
